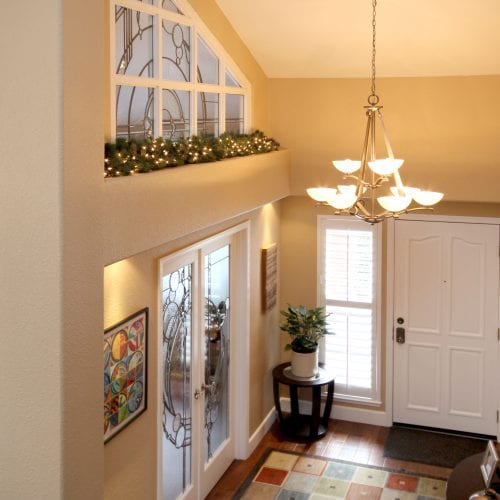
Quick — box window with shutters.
[317,216,381,404]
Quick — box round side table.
[272,362,335,440]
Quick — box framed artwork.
[261,243,277,312]
[480,440,500,487]
[104,307,148,443]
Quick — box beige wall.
[269,76,500,202]
[104,205,281,500]
[1,2,64,497]
[2,1,104,499]
[63,2,105,498]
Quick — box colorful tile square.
[294,456,328,475]
[386,473,418,492]
[283,471,319,493]
[417,478,447,497]
[324,462,357,481]
[352,465,388,487]
[241,482,280,499]
[264,451,299,471]
[314,476,350,497]
[276,489,311,500]
[346,482,383,499]
[381,488,418,500]
[255,466,289,486]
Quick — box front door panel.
[393,220,498,435]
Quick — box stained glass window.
[111,0,248,141]
[197,92,219,137]
[116,85,154,140]
[115,7,154,77]
[162,89,190,140]
[197,35,219,85]
[162,0,183,14]
[225,94,244,135]
[163,20,191,82]
[225,70,240,87]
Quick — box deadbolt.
[397,317,404,325]
[396,327,406,344]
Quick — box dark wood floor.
[206,419,453,499]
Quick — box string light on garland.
[104,131,279,177]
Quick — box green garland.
[104,130,280,177]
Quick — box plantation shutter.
[318,217,380,403]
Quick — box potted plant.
[280,304,332,378]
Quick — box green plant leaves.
[279,304,333,353]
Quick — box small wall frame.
[480,440,500,488]
[261,243,278,312]
[104,307,148,443]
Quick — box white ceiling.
[215,0,500,78]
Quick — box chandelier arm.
[376,110,395,159]
[355,201,371,217]
[393,168,406,193]
[357,110,374,198]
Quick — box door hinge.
[498,328,500,341]
[497,410,499,423]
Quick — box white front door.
[393,220,499,435]
[158,235,237,499]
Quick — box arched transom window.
[111,0,250,141]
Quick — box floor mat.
[234,448,448,499]
[383,426,487,468]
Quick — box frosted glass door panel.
[161,264,193,499]
[204,245,230,463]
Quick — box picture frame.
[480,440,500,487]
[261,243,278,312]
[104,307,148,443]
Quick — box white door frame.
[156,221,251,500]
[386,214,500,439]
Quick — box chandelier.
[307,0,443,224]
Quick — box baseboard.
[280,397,391,427]
[239,406,276,460]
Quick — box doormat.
[233,448,447,499]
[383,426,488,469]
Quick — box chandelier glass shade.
[307,0,443,224]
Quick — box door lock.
[396,327,406,344]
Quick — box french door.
[158,234,237,499]
[393,220,499,435]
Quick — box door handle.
[194,389,201,399]
[396,327,406,344]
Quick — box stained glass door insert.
[161,262,194,499]
[203,245,230,463]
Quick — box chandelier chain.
[370,0,377,101]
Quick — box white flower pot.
[291,350,319,378]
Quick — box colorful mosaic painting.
[104,308,148,442]
[235,449,447,499]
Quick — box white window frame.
[317,215,382,405]
[110,0,251,140]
